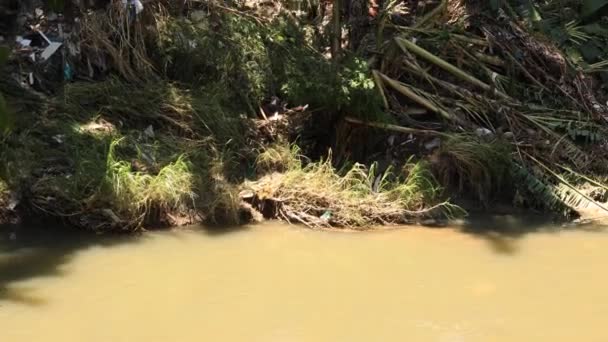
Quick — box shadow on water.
[453,214,561,255]
[196,224,251,236]
[0,223,139,306]
[449,213,608,255]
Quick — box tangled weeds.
[342,0,608,219]
[242,143,461,228]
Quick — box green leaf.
[582,0,608,18]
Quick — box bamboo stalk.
[331,0,341,62]
[344,116,449,136]
[413,0,447,28]
[376,71,457,122]
[394,37,511,100]
[371,70,389,109]
[472,52,505,67]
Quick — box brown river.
[1,216,607,341]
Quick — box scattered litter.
[7,193,20,211]
[28,72,34,85]
[40,42,62,61]
[64,62,73,81]
[424,137,441,150]
[133,0,144,13]
[15,36,31,47]
[475,127,493,138]
[52,134,65,144]
[320,210,332,221]
[239,190,255,200]
[121,0,144,15]
[35,8,43,18]
[37,30,52,45]
[144,125,155,138]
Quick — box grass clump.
[100,138,196,229]
[246,143,459,228]
[22,121,200,231]
[256,142,302,173]
[431,134,513,203]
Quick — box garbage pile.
[3,0,147,93]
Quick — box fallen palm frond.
[365,0,608,216]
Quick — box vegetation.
[246,143,459,228]
[2,0,608,231]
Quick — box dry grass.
[78,1,156,81]
[245,144,460,228]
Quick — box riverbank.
[2,0,608,231]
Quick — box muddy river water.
[1,216,607,341]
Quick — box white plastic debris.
[36,30,63,61]
[475,127,493,138]
[144,125,155,138]
[7,193,20,211]
[52,134,65,144]
[424,137,441,150]
[41,42,62,61]
[15,36,32,47]
[121,0,144,14]
[38,31,52,45]
[134,0,144,13]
